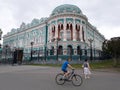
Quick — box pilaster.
[73,18,76,41]
[80,25,83,41]
[63,18,67,41]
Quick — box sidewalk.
[92,68,120,73]
[0,65,50,73]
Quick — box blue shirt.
[61,61,69,70]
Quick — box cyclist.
[61,58,74,79]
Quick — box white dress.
[84,67,91,75]
[83,62,91,75]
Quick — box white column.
[79,27,81,41]
[73,18,76,41]
[80,25,83,41]
[63,18,67,41]
[55,24,58,39]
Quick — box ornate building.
[3,4,105,61]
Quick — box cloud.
[0,0,120,40]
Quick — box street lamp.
[30,42,34,61]
[44,21,48,61]
[88,39,93,61]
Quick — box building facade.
[3,4,105,61]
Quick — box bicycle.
[55,69,83,86]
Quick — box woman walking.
[82,59,91,79]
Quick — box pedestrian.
[82,59,91,79]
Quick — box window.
[66,24,69,30]
[60,31,63,40]
[58,46,63,55]
[52,25,55,39]
[76,24,80,41]
[77,46,80,55]
[82,27,85,41]
[66,30,71,41]
[67,45,73,55]
[50,47,54,55]
[61,24,63,30]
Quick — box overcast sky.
[0,0,120,41]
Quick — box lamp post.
[44,21,48,61]
[88,39,93,61]
[30,42,34,61]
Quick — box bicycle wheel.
[55,73,65,85]
[71,74,83,86]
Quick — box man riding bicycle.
[61,58,74,79]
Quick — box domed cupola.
[51,4,82,16]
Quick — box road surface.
[0,65,119,90]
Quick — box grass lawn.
[29,60,120,72]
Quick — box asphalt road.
[0,65,120,90]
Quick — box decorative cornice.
[3,22,46,38]
[48,13,88,22]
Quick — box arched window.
[66,23,73,41]
[66,24,69,30]
[70,24,72,30]
[58,24,64,39]
[70,24,73,40]
[84,49,87,55]
[58,25,60,31]
[82,27,85,41]
[60,30,64,40]
[66,30,71,41]
[58,24,60,39]
[76,24,80,41]
[50,46,54,55]
[77,46,82,55]
[67,45,73,55]
[77,46,80,55]
[76,24,77,30]
[52,26,55,37]
[61,24,63,30]
[58,46,63,55]
[79,25,80,30]
[54,26,55,31]
[51,25,55,41]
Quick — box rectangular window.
[60,31,63,40]
[67,31,71,41]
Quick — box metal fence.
[0,48,105,64]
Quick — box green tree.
[102,37,120,66]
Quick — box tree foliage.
[102,37,120,65]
